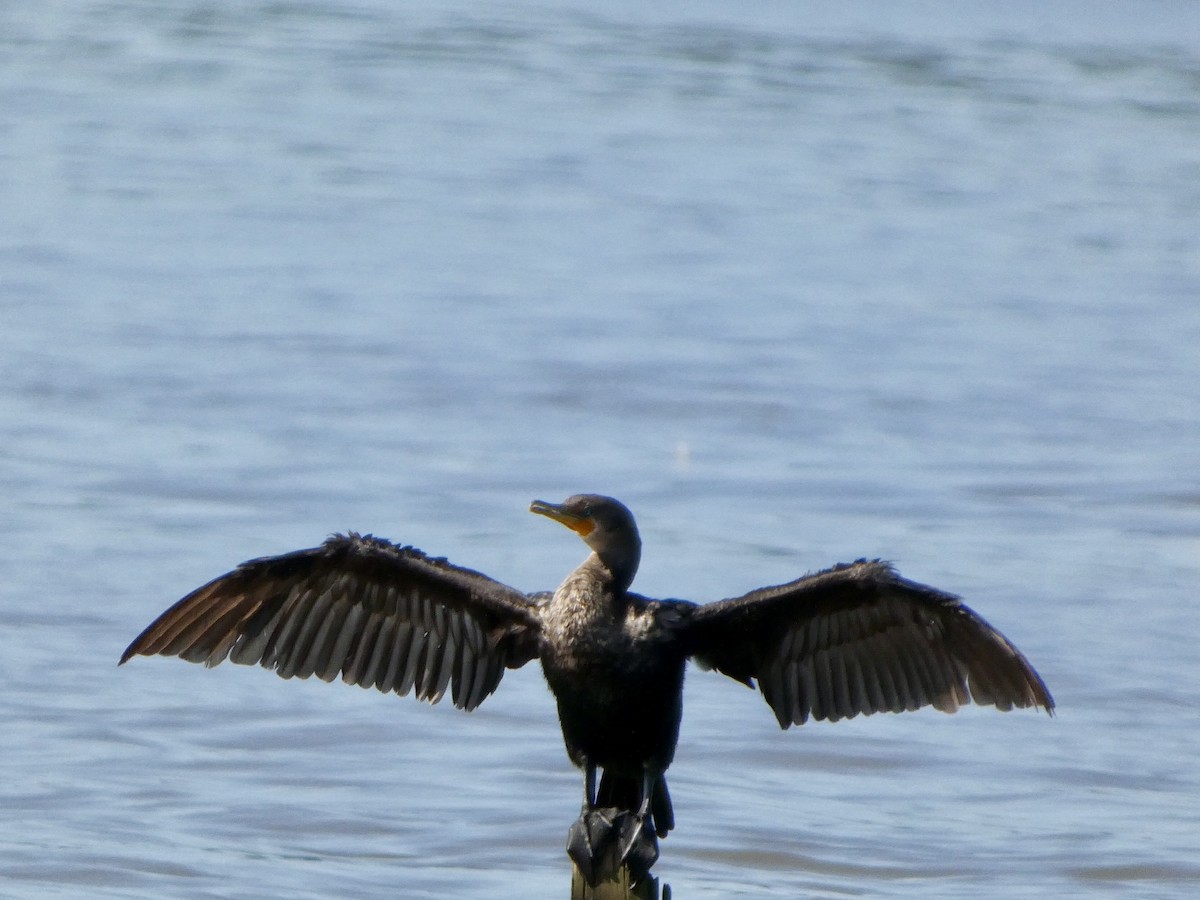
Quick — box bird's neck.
[588,545,639,595]
[558,554,634,614]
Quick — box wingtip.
[118,637,146,666]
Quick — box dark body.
[541,580,688,780]
[538,563,691,838]
[121,494,1054,878]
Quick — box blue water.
[3,1,1199,897]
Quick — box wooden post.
[569,863,667,900]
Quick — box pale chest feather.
[539,574,658,672]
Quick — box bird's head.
[530,494,642,589]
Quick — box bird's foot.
[616,811,659,880]
[567,806,618,886]
[567,807,658,886]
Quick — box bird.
[120,494,1054,883]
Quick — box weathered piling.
[569,863,668,900]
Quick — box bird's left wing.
[682,560,1053,727]
[120,533,543,712]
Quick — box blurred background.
[2,1,1198,897]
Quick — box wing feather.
[289,584,339,679]
[395,619,426,698]
[843,651,867,715]
[120,533,542,712]
[356,612,389,689]
[857,640,889,714]
[432,646,455,704]
[379,618,410,694]
[685,560,1053,727]
[832,646,856,720]
[324,602,364,683]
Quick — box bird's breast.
[537,579,687,772]
[540,586,619,666]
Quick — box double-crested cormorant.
[121,494,1053,882]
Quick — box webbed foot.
[568,806,616,886]
[567,807,659,886]
[615,810,659,881]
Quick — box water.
[3,1,1199,897]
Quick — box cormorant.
[120,494,1054,883]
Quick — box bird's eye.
[581,505,593,517]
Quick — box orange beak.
[529,500,595,537]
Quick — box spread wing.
[120,533,544,712]
[684,560,1053,727]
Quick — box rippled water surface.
[3,2,1199,897]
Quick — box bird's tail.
[596,770,674,838]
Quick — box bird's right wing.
[120,533,543,712]
[683,560,1053,728]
